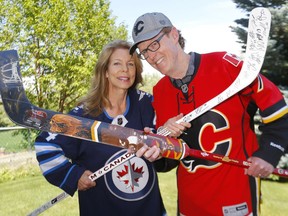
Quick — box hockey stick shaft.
[27,153,135,216]
[158,7,271,136]
[188,149,288,178]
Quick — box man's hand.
[245,156,274,178]
[136,113,191,162]
[78,170,96,191]
[162,113,191,137]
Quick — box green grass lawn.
[0,170,287,216]
[260,179,288,216]
[158,171,288,216]
[0,175,79,216]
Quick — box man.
[131,12,288,215]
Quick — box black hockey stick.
[0,49,188,161]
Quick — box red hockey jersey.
[152,52,288,216]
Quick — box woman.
[35,40,166,216]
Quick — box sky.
[109,0,247,74]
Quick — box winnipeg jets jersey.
[35,89,166,216]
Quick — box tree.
[140,73,162,94]
[231,0,288,181]
[0,0,128,112]
[231,0,288,86]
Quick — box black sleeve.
[153,157,180,172]
[253,114,288,167]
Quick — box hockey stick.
[0,50,189,161]
[0,9,287,178]
[188,148,288,178]
[158,7,271,136]
[27,152,135,216]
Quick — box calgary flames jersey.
[153,52,288,216]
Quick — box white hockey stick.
[27,152,135,216]
[158,7,271,136]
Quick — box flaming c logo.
[134,21,144,36]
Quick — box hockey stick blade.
[158,7,272,136]
[27,153,135,216]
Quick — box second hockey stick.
[27,152,135,216]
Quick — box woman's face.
[106,48,136,92]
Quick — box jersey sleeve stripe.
[35,142,64,157]
[59,164,77,188]
[35,142,62,150]
[40,153,69,175]
[262,105,288,124]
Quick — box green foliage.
[0,0,128,113]
[263,6,288,85]
[12,128,40,149]
[0,164,40,183]
[231,0,288,86]
[232,0,286,11]
[140,73,162,94]
[278,154,288,169]
[272,152,288,182]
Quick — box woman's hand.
[78,170,96,191]
[136,144,161,162]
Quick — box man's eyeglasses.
[137,33,166,60]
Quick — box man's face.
[137,28,179,77]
